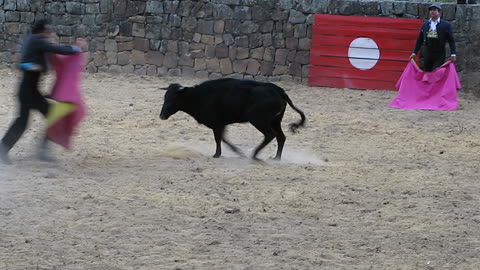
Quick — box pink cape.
[388,60,461,111]
[46,53,86,149]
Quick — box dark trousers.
[423,49,446,72]
[1,71,50,152]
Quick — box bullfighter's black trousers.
[423,48,446,72]
[1,71,50,152]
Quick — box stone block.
[294,24,307,38]
[93,51,107,66]
[182,17,197,32]
[275,49,289,65]
[122,64,135,74]
[213,4,234,19]
[179,55,194,67]
[201,35,215,45]
[236,48,249,60]
[286,38,298,50]
[146,1,164,14]
[246,60,261,75]
[195,70,209,79]
[272,9,288,21]
[215,35,224,45]
[249,33,263,48]
[194,58,207,70]
[157,66,168,77]
[233,59,248,73]
[220,58,233,74]
[196,20,214,35]
[118,51,131,65]
[289,10,306,24]
[163,52,179,68]
[214,20,225,34]
[82,15,96,25]
[235,36,249,47]
[263,33,273,47]
[191,50,205,58]
[117,41,133,51]
[260,62,274,76]
[288,63,302,77]
[182,66,195,77]
[132,23,145,38]
[134,66,147,76]
[147,65,157,76]
[298,38,310,51]
[272,65,288,76]
[17,0,30,11]
[5,11,20,22]
[193,33,202,43]
[215,44,229,58]
[164,1,179,13]
[4,0,16,10]
[273,33,285,48]
[131,50,146,65]
[167,69,182,77]
[295,51,310,65]
[240,21,258,34]
[5,23,21,34]
[146,51,164,66]
[263,47,275,62]
[105,39,117,52]
[206,59,221,73]
[86,3,100,14]
[66,2,85,15]
[209,73,223,80]
[234,6,251,20]
[166,40,178,53]
[251,47,264,60]
[107,51,117,64]
[107,65,122,74]
[259,21,274,33]
[205,45,216,59]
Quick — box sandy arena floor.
[1,66,480,269]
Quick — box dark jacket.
[20,34,79,72]
[413,19,456,55]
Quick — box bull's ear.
[160,87,169,90]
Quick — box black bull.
[160,78,306,160]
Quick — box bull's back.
[190,78,284,126]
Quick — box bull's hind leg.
[250,121,276,161]
[271,116,286,160]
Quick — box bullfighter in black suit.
[409,4,457,72]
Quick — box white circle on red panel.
[348,37,380,70]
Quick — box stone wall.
[0,0,479,94]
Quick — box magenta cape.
[388,60,461,111]
[46,53,86,149]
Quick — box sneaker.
[0,144,12,165]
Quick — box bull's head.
[160,83,184,120]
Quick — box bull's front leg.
[212,128,223,158]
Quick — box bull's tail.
[279,88,306,133]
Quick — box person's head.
[32,19,53,37]
[428,4,441,20]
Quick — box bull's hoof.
[212,154,221,158]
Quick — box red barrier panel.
[308,14,423,90]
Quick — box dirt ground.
[1,66,480,270]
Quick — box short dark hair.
[32,19,51,34]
